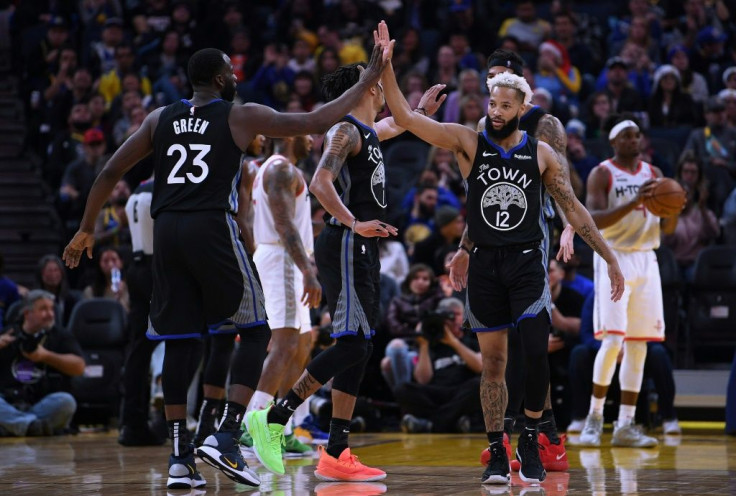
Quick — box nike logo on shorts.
[522,249,533,254]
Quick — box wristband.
[459,244,471,255]
[351,218,358,232]
[414,107,427,116]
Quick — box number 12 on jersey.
[167,143,211,184]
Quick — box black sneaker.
[193,415,218,446]
[167,449,206,489]
[196,430,261,486]
[516,429,546,484]
[481,441,510,484]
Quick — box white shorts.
[253,244,312,334]
[593,249,664,342]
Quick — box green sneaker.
[282,433,314,457]
[245,408,285,475]
[239,425,253,447]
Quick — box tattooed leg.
[477,330,509,432]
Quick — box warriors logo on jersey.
[481,181,528,231]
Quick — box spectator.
[552,10,599,78]
[379,241,410,287]
[112,90,144,146]
[582,91,614,139]
[229,28,261,103]
[442,68,487,125]
[412,206,465,277]
[250,43,295,110]
[457,93,486,129]
[24,16,72,94]
[47,66,93,134]
[88,93,111,137]
[401,170,462,215]
[287,37,316,75]
[395,298,483,433]
[391,27,430,82]
[315,24,368,65]
[724,66,736,90]
[58,128,109,235]
[0,290,84,437]
[405,183,440,242]
[142,29,188,106]
[534,40,582,109]
[386,264,444,339]
[42,46,80,123]
[88,17,126,77]
[566,119,599,193]
[82,248,130,314]
[719,88,736,127]
[315,47,340,83]
[290,70,321,112]
[94,180,131,251]
[429,45,459,92]
[45,102,92,191]
[662,153,720,282]
[617,41,655,100]
[447,31,482,72]
[690,26,730,92]
[34,255,82,329]
[610,15,662,65]
[599,57,644,114]
[647,65,702,128]
[668,44,709,103]
[0,253,23,328]
[497,0,551,56]
[98,43,153,108]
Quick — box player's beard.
[486,114,519,140]
[221,79,236,102]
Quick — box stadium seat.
[67,298,127,427]
[687,246,736,366]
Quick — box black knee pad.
[203,334,235,387]
[163,338,201,405]
[306,334,371,386]
[332,340,373,396]
[517,312,551,412]
[230,324,272,390]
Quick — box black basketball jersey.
[465,131,544,247]
[325,115,387,226]
[150,99,242,218]
[519,105,546,135]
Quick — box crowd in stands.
[2,0,736,436]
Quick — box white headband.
[608,120,639,141]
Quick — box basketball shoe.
[195,430,261,486]
[516,429,546,484]
[611,421,658,448]
[539,432,568,471]
[578,412,603,446]
[480,433,515,470]
[314,446,386,482]
[167,450,207,489]
[283,432,314,457]
[245,407,285,475]
[481,439,510,484]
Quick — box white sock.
[293,398,310,428]
[618,404,636,426]
[589,396,605,416]
[247,391,274,413]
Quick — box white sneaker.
[662,419,681,435]
[611,421,658,448]
[567,419,585,433]
[578,413,603,446]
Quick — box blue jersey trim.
[481,131,529,159]
[472,323,513,333]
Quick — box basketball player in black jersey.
[376,21,623,485]
[63,45,390,490]
[245,61,446,481]
[451,49,577,473]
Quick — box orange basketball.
[643,178,687,217]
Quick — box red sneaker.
[480,433,519,471]
[539,433,569,472]
[314,446,386,482]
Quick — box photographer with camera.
[0,290,85,436]
[395,298,483,433]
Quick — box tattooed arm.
[309,122,397,238]
[539,142,625,301]
[263,159,321,308]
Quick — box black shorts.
[147,210,266,339]
[315,225,380,339]
[466,242,551,332]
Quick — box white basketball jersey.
[599,159,660,252]
[253,154,314,255]
[125,180,154,255]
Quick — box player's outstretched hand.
[607,261,625,302]
[62,231,95,268]
[556,224,575,263]
[418,84,447,117]
[354,219,398,238]
[446,249,469,291]
[302,271,323,309]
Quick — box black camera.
[420,310,455,345]
[12,329,47,354]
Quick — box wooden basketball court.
[1,425,734,495]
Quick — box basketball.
[643,178,687,217]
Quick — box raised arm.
[309,122,397,238]
[63,108,162,267]
[540,142,624,301]
[263,159,321,307]
[375,84,447,141]
[233,43,390,142]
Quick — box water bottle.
[111,267,121,293]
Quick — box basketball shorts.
[466,242,551,332]
[253,243,312,334]
[314,225,379,339]
[593,249,665,341]
[147,210,267,339]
